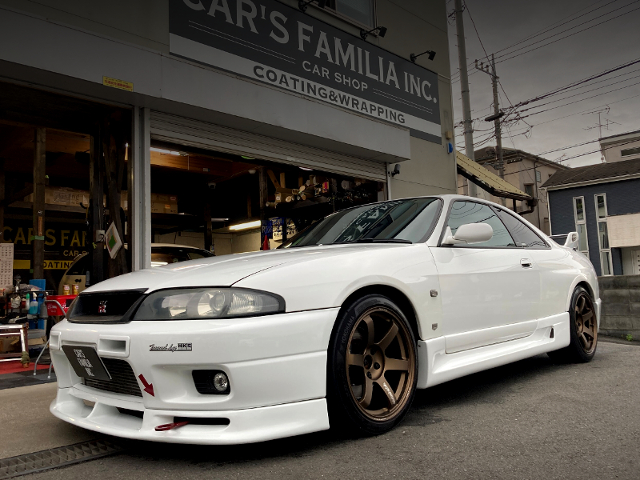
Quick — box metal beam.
[131,107,151,271]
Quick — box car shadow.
[112,353,584,465]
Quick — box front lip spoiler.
[50,388,330,445]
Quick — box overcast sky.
[447,0,640,167]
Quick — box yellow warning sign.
[102,76,134,92]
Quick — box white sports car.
[50,195,600,444]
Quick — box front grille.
[68,289,146,323]
[83,358,142,397]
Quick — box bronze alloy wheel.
[345,306,416,422]
[575,290,597,355]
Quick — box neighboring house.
[543,157,640,276]
[458,147,569,234]
[600,130,640,163]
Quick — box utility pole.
[454,0,477,197]
[476,54,505,204]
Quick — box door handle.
[520,258,532,269]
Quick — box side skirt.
[416,312,570,389]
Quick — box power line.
[451,0,640,82]
[454,56,640,127]
[492,0,640,64]
[451,0,613,80]
[517,78,640,120]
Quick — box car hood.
[82,244,411,294]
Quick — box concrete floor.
[3,339,640,479]
[0,382,97,458]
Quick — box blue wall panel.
[548,178,640,276]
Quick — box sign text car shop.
[170,0,441,143]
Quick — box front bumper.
[49,308,338,444]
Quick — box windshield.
[281,198,441,248]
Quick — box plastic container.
[46,294,78,316]
[29,297,39,315]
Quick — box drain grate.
[0,439,122,479]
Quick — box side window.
[446,201,516,248]
[150,249,190,267]
[495,209,548,248]
[67,254,89,276]
[187,251,209,260]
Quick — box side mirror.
[442,223,493,246]
[564,231,579,251]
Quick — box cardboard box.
[151,202,178,214]
[150,193,178,214]
[26,187,129,210]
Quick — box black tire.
[548,286,598,363]
[327,294,418,436]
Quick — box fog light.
[192,370,231,395]
[213,372,229,392]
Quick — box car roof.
[151,243,207,250]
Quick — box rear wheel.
[548,286,598,363]
[327,295,417,435]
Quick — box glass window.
[536,170,542,183]
[496,209,547,248]
[524,184,534,197]
[596,194,607,219]
[446,202,516,248]
[282,198,440,248]
[621,147,640,157]
[187,250,212,260]
[574,197,584,222]
[577,224,588,252]
[327,0,374,27]
[67,253,89,276]
[601,251,612,276]
[598,222,609,250]
[150,248,190,267]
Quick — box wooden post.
[90,129,104,285]
[102,118,129,278]
[32,128,46,279]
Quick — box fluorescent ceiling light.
[229,220,261,231]
[151,147,182,156]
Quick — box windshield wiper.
[335,238,412,245]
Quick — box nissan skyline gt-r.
[49,195,601,444]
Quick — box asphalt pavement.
[13,340,640,480]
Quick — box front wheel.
[548,286,598,363]
[327,294,417,436]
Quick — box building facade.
[458,147,569,234]
[0,0,457,291]
[544,158,640,277]
[600,130,640,163]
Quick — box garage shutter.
[149,111,387,181]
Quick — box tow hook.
[155,421,189,431]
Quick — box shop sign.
[12,260,74,270]
[102,76,134,92]
[2,222,89,271]
[169,0,441,143]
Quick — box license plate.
[62,345,111,381]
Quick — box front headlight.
[133,288,285,320]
